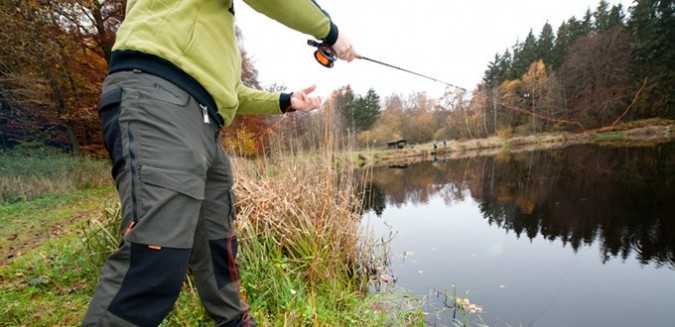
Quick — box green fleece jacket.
[112,0,337,127]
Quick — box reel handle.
[307,40,337,68]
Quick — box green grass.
[0,233,97,325]
[0,188,114,252]
[237,229,422,327]
[0,148,117,326]
[0,147,112,203]
[0,188,117,326]
[594,131,624,140]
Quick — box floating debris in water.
[378,274,394,283]
[455,297,483,314]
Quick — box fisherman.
[83,1,356,326]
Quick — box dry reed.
[232,153,365,286]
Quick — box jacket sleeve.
[236,82,289,115]
[242,0,339,45]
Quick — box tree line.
[0,0,672,154]
[314,0,673,149]
[479,0,673,135]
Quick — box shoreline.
[353,123,675,167]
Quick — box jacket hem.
[109,50,225,128]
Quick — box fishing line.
[308,40,588,131]
[255,41,647,144]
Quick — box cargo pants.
[83,71,254,327]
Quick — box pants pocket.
[124,165,206,249]
[141,165,206,201]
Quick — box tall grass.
[233,153,373,325]
[226,104,424,325]
[0,147,111,203]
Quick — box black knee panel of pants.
[108,243,190,327]
[209,237,238,289]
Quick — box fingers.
[295,95,322,112]
[290,85,323,112]
[332,34,357,62]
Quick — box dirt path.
[0,188,115,266]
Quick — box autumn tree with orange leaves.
[0,0,123,153]
[0,1,277,156]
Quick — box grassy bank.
[0,149,430,326]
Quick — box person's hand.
[290,85,322,112]
[332,34,357,62]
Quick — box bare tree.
[558,27,633,128]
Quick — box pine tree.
[482,53,502,87]
[510,30,538,79]
[581,9,594,34]
[335,85,357,130]
[607,4,626,29]
[537,22,555,65]
[594,0,612,32]
[552,21,571,69]
[498,50,513,83]
[353,89,381,131]
[627,0,675,118]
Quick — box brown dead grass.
[231,154,366,283]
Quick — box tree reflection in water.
[361,142,675,270]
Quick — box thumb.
[302,84,317,95]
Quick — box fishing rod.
[307,40,467,92]
[307,40,588,131]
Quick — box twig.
[610,77,648,128]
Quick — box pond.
[361,142,675,327]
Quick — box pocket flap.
[99,88,122,114]
[141,165,205,200]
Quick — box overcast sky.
[235,0,633,99]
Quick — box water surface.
[361,142,675,326]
